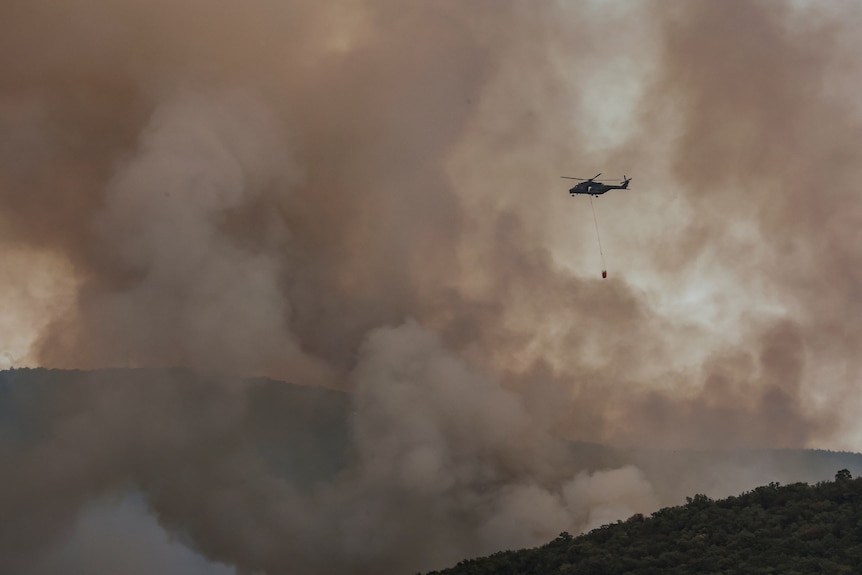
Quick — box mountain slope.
[2,367,862,496]
[3,368,862,573]
[426,473,862,574]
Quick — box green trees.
[836,468,853,481]
[426,472,862,575]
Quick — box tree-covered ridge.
[427,471,862,575]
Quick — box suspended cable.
[589,195,607,278]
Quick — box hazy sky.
[2,0,857,448]
[2,1,862,572]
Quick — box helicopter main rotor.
[560,172,602,181]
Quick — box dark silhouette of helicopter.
[561,173,632,197]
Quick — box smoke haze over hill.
[1,1,862,573]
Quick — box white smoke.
[129,320,662,574]
[83,89,332,383]
[298,319,657,572]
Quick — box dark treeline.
[426,471,862,575]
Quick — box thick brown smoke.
[2,0,862,573]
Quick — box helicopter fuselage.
[569,181,629,196]
[569,185,610,196]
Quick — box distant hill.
[566,441,862,505]
[2,367,861,500]
[0,367,351,486]
[426,473,862,574]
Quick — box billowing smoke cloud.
[42,89,332,382]
[2,0,862,572]
[1,330,659,574]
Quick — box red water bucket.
[601,270,607,279]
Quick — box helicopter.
[560,173,635,280]
[561,174,632,197]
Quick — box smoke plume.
[1,0,862,572]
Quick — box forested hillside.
[427,472,862,575]
[4,368,862,575]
